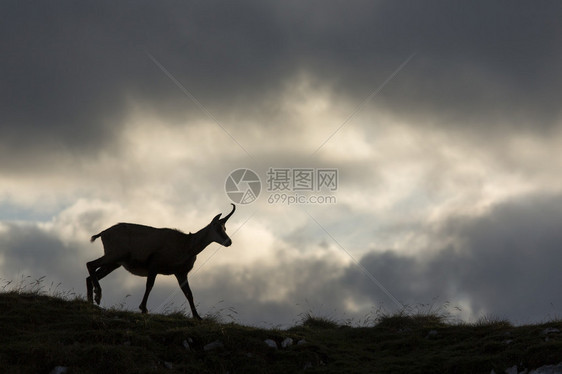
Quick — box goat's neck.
[189,225,214,255]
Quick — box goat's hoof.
[94,292,101,305]
[193,314,202,320]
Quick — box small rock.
[50,367,68,374]
[542,328,560,335]
[303,361,313,370]
[182,339,190,351]
[204,340,224,351]
[281,337,293,348]
[530,362,562,374]
[297,339,307,345]
[426,330,438,338]
[502,339,513,345]
[163,361,173,369]
[505,365,518,374]
[264,339,278,349]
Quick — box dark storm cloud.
[2,1,560,167]
[183,248,352,326]
[345,193,562,323]
[158,190,562,325]
[374,1,562,132]
[0,1,288,152]
[0,223,85,289]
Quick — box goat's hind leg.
[87,257,119,305]
[86,276,94,303]
[87,259,101,304]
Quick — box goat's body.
[86,204,235,319]
[92,223,196,276]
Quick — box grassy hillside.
[1,291,562,373]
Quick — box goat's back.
[93,223,189,262]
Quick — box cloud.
[2,1,560,165]
[0,222,87,291]
[153,193,562,326]
[346,193,562,323]
[3,1,559,216]
[2,192,562,326]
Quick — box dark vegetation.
[1,282,562,373]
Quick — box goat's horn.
[220,203,236,223]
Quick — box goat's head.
[209,203,236,247]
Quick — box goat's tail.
[90,233,102,243]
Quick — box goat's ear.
[211,213,222,223]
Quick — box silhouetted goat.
[87,204,235,319]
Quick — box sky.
[1,1,562,327]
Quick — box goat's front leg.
[175,273,202,320]
[139,273,156,314]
